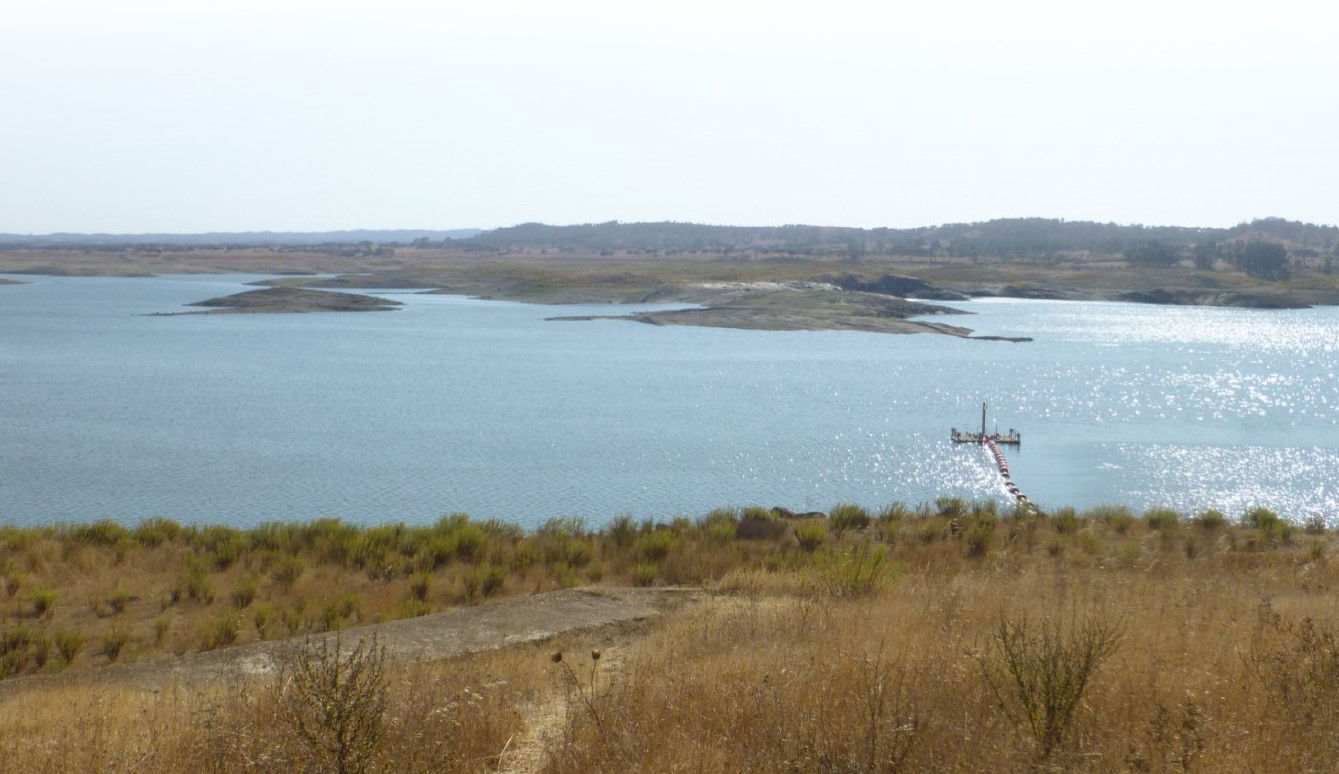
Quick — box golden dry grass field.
[3,502,1339,771]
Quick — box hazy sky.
[4,0,1338,233]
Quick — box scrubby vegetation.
[3,501,1339,770]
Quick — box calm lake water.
[2,273,1337,527]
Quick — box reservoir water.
[2,273,1337,527]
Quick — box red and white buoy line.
[983,437,1031,508]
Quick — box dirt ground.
[0,586,701,696]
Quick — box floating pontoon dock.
[952,402,1031,507]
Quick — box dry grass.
[549,548,1339,770]
[0,637,560,773]
[0,514,782,675]
[4,504,1339,770]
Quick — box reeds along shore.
[3,501,1339,771]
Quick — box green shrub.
[1086,504,1133,525]
[0,625,33,657]
[551,561,579,589]
[1143,507,1182,530]
[631,563,658,587]
[68,520,132,547]
[1052,507,1079,535]
[607,515,638,547]
[248,521,300,553]
[200,615,240,651]
[346,534,389,573]
[415,536,457,571]
[561,538,593,567]
[453,526,488,561]
[231,576,258,609]
[1243,507,1293,546]
[283,601,307,635]
[917,518,949,544]
[476,564,506,598]
[796,522,828,552]
[740,505,773,521]
[273,556,306,586]
[32,589,56,618]
[253,603,276,638]
[27,632,50,670]
[1194,509,1227,530]
[935,497,967,519]
[480,519,524,540]
[101,628,131,662]
[829,503,871,533]
[636,530,676,561]
[706,521,736,543]
[537,516,588,538]
[511,541,543,569]
[965,519,995,557]
[106,588,136,615]
[319,595,360,631]
[134,517,182,547]
[197,526,248,569]
[54,629,85,664]
[878,502,912,523]
[699,508,739,531]
[812,545,891,598]
[1243,507,1281,529]
[173,558,214,604]
[1304,515,1328,535]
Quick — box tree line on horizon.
[465,217,1339,276]
[4,217,1337,278]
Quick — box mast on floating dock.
[951,401,1020,445]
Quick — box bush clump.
[796,522,828,552]
[631,563,658,587]
[1194,509,1227,530]
[200,615,240,651]
[1143,507,1182,530]
[31,589,57,618]
[231,576,258,609]
[635,530,676,561]
[829,503,871,533]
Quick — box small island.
[172,286,401,314]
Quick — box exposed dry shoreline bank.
[150,286,402,315]
[4,246,1335,334]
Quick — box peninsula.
[5,217,1337,334]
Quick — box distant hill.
[0,229,483,248]
[6,218,1338,265]
[466,218,1339,260]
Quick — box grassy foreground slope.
[3,502,1339,770]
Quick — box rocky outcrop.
[830,273,969,301]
